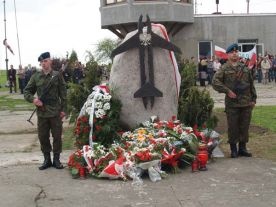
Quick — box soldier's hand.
[227,90,237,99]
[33,98,43,107]
[249,102,256,107]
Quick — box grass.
[0,95,33,111]
[214,106,276,161]
[251,105,276,132]
[0,70,9,92]
[63,126,75,150]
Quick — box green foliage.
[92,98,122,147]
[179,62,197,96]
[178,86,214,127]
[68,50,78,67]
[67,51,101,122]
[178,62,216,128]
[83,54,101,90]
[94,38,118,64]
[67,83,89,122]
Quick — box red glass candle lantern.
[79,167,86,179]
[197,144,208,171]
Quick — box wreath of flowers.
[74,85,122,149]
[68,86,221,182]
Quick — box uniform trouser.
[225,106,253,144]
[37,116,63,154]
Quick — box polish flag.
[247,46,257,69]
[215,45,228,60]
[98,156,125,179]
[3,39,15,55]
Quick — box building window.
[106,0,126,5]
[198,41,212,59]
[238,39,264,57]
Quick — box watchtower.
[100,0,194,38]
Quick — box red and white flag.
[241,46,257,69]
[3,39,15,55]
[215,45,228,60]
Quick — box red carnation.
[95,125,102,131]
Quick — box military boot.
[39,152,52,170]
[53,153,64,169]
[238,142,252,157]
[230,144,238,158]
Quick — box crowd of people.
[5,59,94,94]
[256,54,276,84]
[7,64,37,94]
[181,53,276,87]
[60,60,86,85]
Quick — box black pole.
[3,0,9,81]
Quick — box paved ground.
[0,82,275,207]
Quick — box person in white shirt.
[261,56,271,84]
[213,58,221,74]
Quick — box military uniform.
[24,52,67,169]
[24,70,67,152]
[212,44,257,158]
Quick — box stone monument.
[109,17,181,128]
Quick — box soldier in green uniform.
[212,43,257,158]
[24,52,67,170]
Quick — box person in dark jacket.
[72,61,83,84]
[8,64,17,93]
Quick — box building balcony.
[100,0,194,38]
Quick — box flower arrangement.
[74,115,91,148]
[74,85,122,148]
[68,149,87,178]
[68,114,221,181]
[68,85,221,182]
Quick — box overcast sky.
[1,0,276,69]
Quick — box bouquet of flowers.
[74,115,91,148]
[75,85,122,148]
[68,149,87,178]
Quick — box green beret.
[38,52,50,62]
[226,43,239,53]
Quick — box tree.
[94,38,118,65]
[68,50,78,68]
[67,51,101,122]
[178,61,217,129]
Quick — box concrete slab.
[0,158,275,207]
[0,110,37,134]
[0,134,38,153]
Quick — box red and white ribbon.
[152,24,181,97]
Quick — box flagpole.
[3,0,9,81]
[13,0,21,65]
